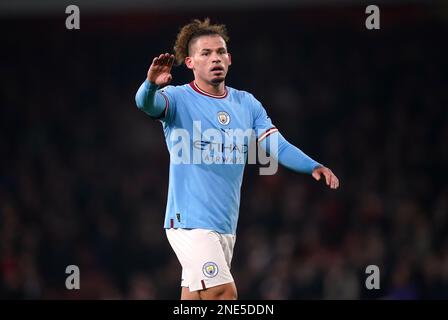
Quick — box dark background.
[1,1,447,299]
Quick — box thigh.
[199,282,237,300]
[181,286,200,300]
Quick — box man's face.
[185,34,232,85]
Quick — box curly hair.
[173,18,229,66]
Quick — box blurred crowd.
[1,7,447,299]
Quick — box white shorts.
[166,228,236,292]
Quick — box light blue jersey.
[135,80,321,235]
[160,81,274,235]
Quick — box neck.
[194,78,226,96]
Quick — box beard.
[210,76,225,85]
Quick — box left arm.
[259,131,340,189]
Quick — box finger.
[164,53,173,67]
[162,56,170,66]
[167,55,175,68]
[158,53,165,65]
[152,56,159,66]
[162,53,170,65]
[331,175,336,189]
[323,171,331,186]
[165,74,172,83]
[333,175,339,189]
[312,171,321,181]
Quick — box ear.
[185,56,194,70]
[228,52,232,66]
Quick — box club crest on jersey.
[217,111,230,126]
[202,262,219,278]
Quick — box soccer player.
[135,18,339,300]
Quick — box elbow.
[135,94,145,111]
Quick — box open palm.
[147,53,175,86]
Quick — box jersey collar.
[189,81,228,99]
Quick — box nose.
[211,51,221,63]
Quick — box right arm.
[135,80,167,118]
[135,53,175,118]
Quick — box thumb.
[165,74,172,83]
[312,170,321,181]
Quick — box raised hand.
[147,53,175,86]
